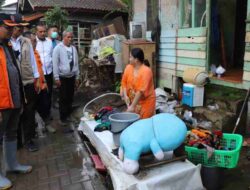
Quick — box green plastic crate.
[185,133,243,168]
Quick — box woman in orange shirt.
[121,48,156,119]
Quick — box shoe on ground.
[59,120,69,126]
[62,128,74,134]
[7,164,32,174]
[25,140,39,152]
[0,174,12,190]
[46,124,56,133]
[67,115,77,123]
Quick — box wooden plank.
[158,67,176,77]
[177,50,206,59]
[177,43,206,51]
[159,56,176,63]
[243,81,250,89]
[210,78,244,89]
[177,37,207,43]
[158,62,176,69]
[159,49,176,56]
[243,71,250,81]
[245,45,250,52]
[177,57,206,66]
[244,52,250,61]
[160,37,176,43]
[177,64,205,71]
[161,30,177,38]
[158,79,172,89]
[245,32,250,42]
[246,24,250,32]
[160,43,176,49]
[158,62,205,71]
[158,68,183,78]
[178,27,207,37]
[244,62,250,71]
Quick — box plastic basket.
[185,133,243,168]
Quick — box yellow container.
[183,68,208,86]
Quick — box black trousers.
[2,108,21,142]
[20,84,37,143]
[37,73,53,121]
[59,76,75,121]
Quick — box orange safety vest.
[0,46,14,110]
[34,49,47,90]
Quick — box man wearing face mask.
[52,31,80,129]
[48,25,60,49]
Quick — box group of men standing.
[0,13,80,189]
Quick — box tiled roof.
[23,13,44,22]
[29,0,127,12]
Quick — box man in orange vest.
[0,14,32,189]
[23,31,57,133]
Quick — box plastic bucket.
[200,166,224,190]
[109,112,140,133]
[113,133,122,147]
[183,68,208,86]
[109,112,140,146]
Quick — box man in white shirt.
[10,25,40,152]
[35,24,54,126]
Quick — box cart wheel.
[105,174,114,190]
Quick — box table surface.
[78,118,204,190]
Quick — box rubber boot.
[0,174,12,190]
[3,140,32,173]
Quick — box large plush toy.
[118,113,187,174]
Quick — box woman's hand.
[124,95,130,107]
[127,105,135,112]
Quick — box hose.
[83,93,121,114]
[200,10,207,27]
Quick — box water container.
[182,83,204,107]
[109,112,140,133]
[109,112,140,146]
[183,68,208,86]
[201,166,224,190]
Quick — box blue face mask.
[51,31,58,39]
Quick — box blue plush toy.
[118,113,187,174]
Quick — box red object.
[95,106,113,120]
[90,155,106,172]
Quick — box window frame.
[179,0,208,29]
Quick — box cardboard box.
[97,28,104,38]
[107,24,117,35]
[102,26,110,36]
